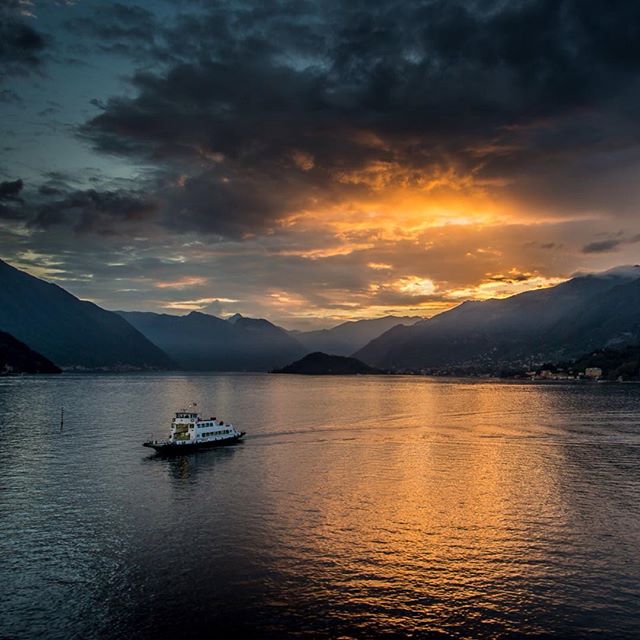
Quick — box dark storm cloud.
[583,238,624,254]
[523,241,561,250]
[162,170,288,237]
[487,272,535,283]
[582,233,640,254]
[0,178,158,235]
[0,178,24,200]
[38,184,62,196]
[0,88,21,103]
[73,0,640,236]
[0,178,25,220]
[29,188,158,235]
[0,13,48,80]
[65,2,160,60]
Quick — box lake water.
[1,374,640,639]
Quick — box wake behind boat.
[144,408,245,454]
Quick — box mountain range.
[4,256,640,374]
[117,312,427,371]
[0,258,422,372]
[118,310,306,371]
[356,266,640,371]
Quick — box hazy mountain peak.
[119,309,304,371]
[185,310,222,320]
[573,265,640,281]
[596,265,640,279]
[227,313,244,324]
[295,315,424,356]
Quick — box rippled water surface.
[1,374,640,639]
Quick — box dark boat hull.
[143,433,245,454]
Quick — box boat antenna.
[60,406,64,431]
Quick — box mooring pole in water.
[60,406,64,431]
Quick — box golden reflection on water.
[137,376,640,636]
[3,374,639,639]
[246,381,590,636]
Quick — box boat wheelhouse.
[143,408,245,453]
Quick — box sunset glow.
[2,1,639,329]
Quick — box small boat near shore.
[143,408,245,454]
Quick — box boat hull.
[143,433,245,454]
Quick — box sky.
[1,0,640,329]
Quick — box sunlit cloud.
[395,276,437,297]
[291,150,315,172]
[164,297,238,311]
[447,273,566,301]
[155,276,207,289]
[277,243,376,259]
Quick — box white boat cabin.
[171,410,239,443]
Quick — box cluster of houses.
[526,367,603,381]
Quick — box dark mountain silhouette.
[356,266,640,371]
[0,259,174,370]
[0,331,61,374]
[294,316,422,356]
[272,351,384,375]
[118,311,306,371]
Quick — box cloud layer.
[2,0,640,327]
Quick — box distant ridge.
[294,316,423,356]
[118,310,306,371]
[0,260,174,370]
[272,351,384,375]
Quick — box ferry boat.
[143,408,245,454]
